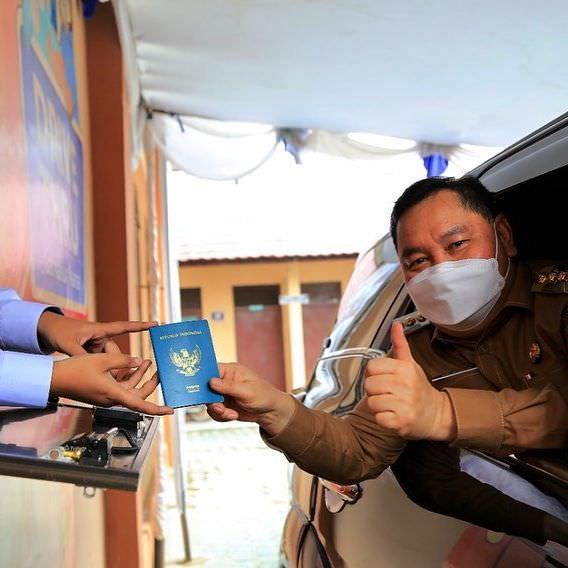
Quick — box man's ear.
[495,214,518,257]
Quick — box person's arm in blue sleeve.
[0,288,61,406]
[0,288,173,414]
[0,288,62,354]
[0,350,53,407]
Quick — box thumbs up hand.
[364,323,456,441]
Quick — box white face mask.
[406,229,508,329]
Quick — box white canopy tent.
[113,0,568,177]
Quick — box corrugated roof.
[167,148,476,262]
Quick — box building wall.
[0,1,104,566]
[0,2,167,566]
[179,257,356,390]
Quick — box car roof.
[470,111,568,192]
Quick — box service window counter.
[0,402,159,490]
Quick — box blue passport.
[149,320,224,408]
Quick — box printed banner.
[19,10,86,312]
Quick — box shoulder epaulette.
[532,266,568,294]
[393,311,431,334]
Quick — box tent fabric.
[113,0,144,169]
[306,130,417,160]
[151,113,280,180]
[150,115,499,181]
[113,0,568,178]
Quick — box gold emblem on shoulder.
[529,342,541,364]
[533,266,568,293]
[394,312,430,334]
[170,346,202,377]
[404,317,416,328]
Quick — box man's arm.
[0,350,54,407]
[263,396,406,484]
[0,349,173,414]
[444,385,568,455]
[208,363,406,485]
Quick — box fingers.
[122,360,153,388]
[117,389,173,415]
[390,322,414,362]
[209,377,244,398]
[96,321,158,337]
[367,394,405,414]
[98,353,144,371]
[136,372,159,398]
[104,341,129,378]
[113,368,133,382]
[364,375,399,396]
[366,357,407,377]
[61,342,88,357]
[207,402,238,422]
[217,363,241,381]
[104,341,122,355]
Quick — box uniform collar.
[430,258,532,346]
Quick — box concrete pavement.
[165,418,290,567]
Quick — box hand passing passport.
[208,363,296,436]
[38,312,173,415]
[51,353,172,415]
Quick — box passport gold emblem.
[170,346,202,377]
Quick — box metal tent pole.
[159,156,192,564]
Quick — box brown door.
[302,283,341,378]
[180,288,202,321]
[234,285,286,391]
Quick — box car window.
[304,235,401,409]
[336,235,398,324]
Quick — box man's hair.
[390,176,496,249]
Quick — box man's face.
[396,190,515,283]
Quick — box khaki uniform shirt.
[264,259,568,485]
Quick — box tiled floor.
[165,419,290,567]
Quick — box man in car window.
[208,176,568,542]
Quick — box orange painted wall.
[0,1,30,293]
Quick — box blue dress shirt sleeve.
[0,288,62,354]
[0,351,53,407]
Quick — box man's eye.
[450,240,467,250]
[409,257,427,269]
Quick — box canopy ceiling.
[118,0,568,148]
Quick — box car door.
[310,288,479,567]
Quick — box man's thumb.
[391,322,414,361]
[210,377,241,398]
